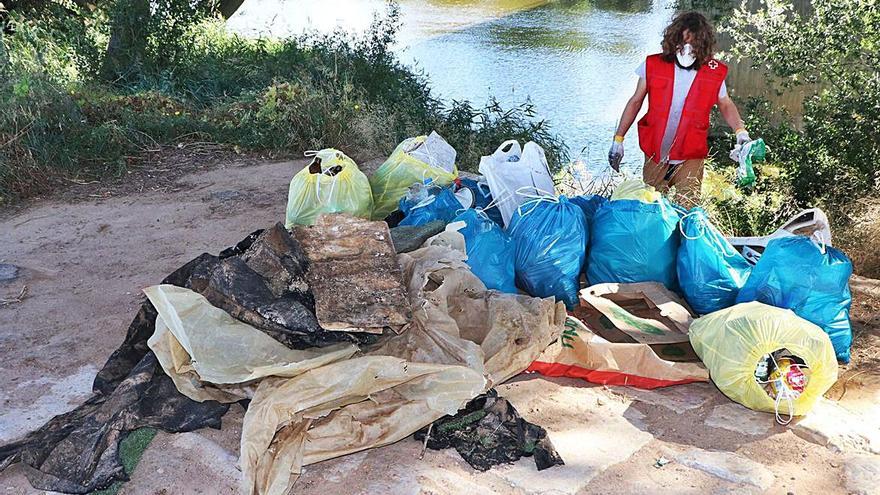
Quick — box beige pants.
[642,157,704,206]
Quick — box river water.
[228,0,796,170]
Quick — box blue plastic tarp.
[454,209,517,293]
[676,207,752,314]
[587,198,680,290]
[508,196,588,309]
[736,236,853,363]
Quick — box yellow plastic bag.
[610,178,662,203]
[285,149,373,227]
[689,301,838,417]
[369,135,458,220]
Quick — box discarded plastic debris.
[578,282,695,347]
[689,302,838,420]
[478,140,556,227]
[414,389,564,472]
[677,207,752,315]
[146,284,358,403]
[610,179,662,203]
[508,195,588,309]
[569,194,608,227]
[729,138,766,187]
[285,148,373,227]
[736,235,853,362]
[293,214,412,335]
[370,132,458,220]
[527,316,708,389]
[457,176,504,226]
[726,208,832,265]
[241,245,564,494]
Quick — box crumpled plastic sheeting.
[241,357,485,495]
[145,284,358,403]
[372,246,567,386]
[239,245,565,494]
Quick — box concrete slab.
[705,403,773,436]
[609,382,715,414]
[842,454,880,495]
[675,448,775,492]
[794,399,880,454]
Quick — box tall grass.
[0,3,568,204]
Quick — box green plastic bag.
[369,135,458,220]
[733,138,766,187]
[285,149,373,227]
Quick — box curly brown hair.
[661,11,716,68]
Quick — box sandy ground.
[1,157,879,495]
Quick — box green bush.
[721,0,880,220]
[0,2,568,203]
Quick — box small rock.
[705,403,772,436]
[793,399,880,454]
[0,263,19,282]
[830,461,840,468]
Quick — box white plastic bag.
[478,140,556,227]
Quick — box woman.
[608,11,751,200]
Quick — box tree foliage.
[724,0,880,211]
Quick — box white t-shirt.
[636,61,728,164]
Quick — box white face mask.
[676,43,696,68]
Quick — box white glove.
[735,128,751,146]
[608,137,624,172]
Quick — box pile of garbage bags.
[1,131,860,495]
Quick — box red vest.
[637,54,728,162]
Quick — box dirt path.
[1,159,879,495]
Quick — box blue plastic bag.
[587,198,680,289]
[398,186,462,227]
[570,194,608,226]
[457,177,504,227]
[453,209,517,293]
[676,207,752,314]
[736,236,853,363]
[508,196,588,309]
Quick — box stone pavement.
[3,371,878,494]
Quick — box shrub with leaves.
[723,0,880,213]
